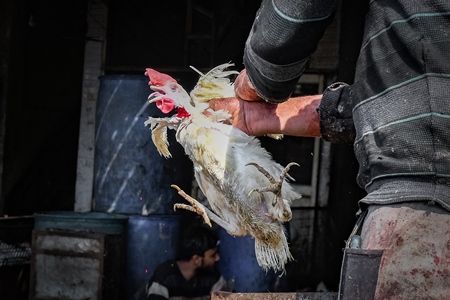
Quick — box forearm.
[244,95,322,137]
[211,82,355,142]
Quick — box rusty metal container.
[29,230,124,300]
[30,211,128,300]
[34,211,128,234]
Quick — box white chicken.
[144,63,301,273]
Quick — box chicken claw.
[247,162,299,221]
[247,162,299,199]
[171,184,212,227]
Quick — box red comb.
[145,68,177,86]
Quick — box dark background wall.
[1,0,89,215]
[0,0,368,291]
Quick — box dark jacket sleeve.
[244,0,338,103]
[316,82,356,143]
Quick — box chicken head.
[145,68,193,116]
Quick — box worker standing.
[210,0,450,299]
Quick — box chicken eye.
[170,84,177,92]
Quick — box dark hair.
[177,226,219,261]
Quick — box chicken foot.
[171,184,236,231]
[247,162,299,222]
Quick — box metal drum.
[126,214,181,299]
[93,75,192,215]
[217,227,278,292]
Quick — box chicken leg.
[247,162,299,222]
[171,184,237,232]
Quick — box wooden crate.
[29,229,124,300]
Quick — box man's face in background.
[200,247,220,269]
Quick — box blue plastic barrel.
[93,75,192,215]
[217,227,279,292]
[126,214,181,300]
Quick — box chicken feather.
[144,63,301,273]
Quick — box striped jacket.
[244,0,450,211]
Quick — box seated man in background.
[146,226,226,300]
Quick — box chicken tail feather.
[254,227,293,274]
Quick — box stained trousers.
[339,202,450,300]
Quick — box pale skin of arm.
[208,70,322,138]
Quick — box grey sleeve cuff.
[242,0,337,103]
[243,48,307,103]
[317,82,356,143]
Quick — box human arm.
[146,281,169,300]
[241,0,338,103]
[209,95,322,137]
[146,279,169,300]
[145,260,176,300]
[233,69,262,101]
[210,82,356,143]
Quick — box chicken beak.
[149,85,165,94]
[148,85,166,101]
[148,93,161,102]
